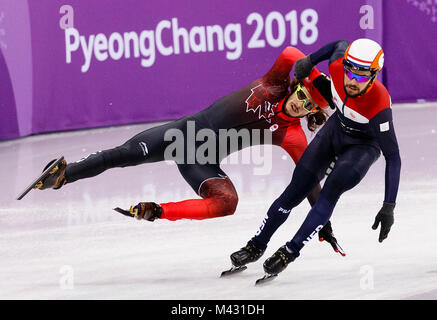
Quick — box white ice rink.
[1,102,437,300]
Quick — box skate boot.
[114,202,162,221]
[230,240,265,267]
[263,245,296,275]
[34,159,67,190]
[221,240,266,277]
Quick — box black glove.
[372,202,395,242]
[318,220,346,256]
[293,56,314,81]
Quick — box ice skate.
[231,240,265,267]
[262,245,296,275]
[114,202,162,221]
[255,245,296,285]
[35,158,67,190]
[220,240,265,277]
[17,156,67,200]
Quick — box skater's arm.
[370,108,401,204]
[264,46,306,80]
[309,40,349,65]
[293,40,348,80]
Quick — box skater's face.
[285,84,320,118]
[343,66,373,97]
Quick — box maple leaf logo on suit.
[245,83,278,124]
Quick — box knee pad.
[199,177,239,216]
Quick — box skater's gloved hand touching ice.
[318,221,346,256]
[113,202,162,221]
[372,202,395,242]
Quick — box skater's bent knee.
[322,167,362,202]
[219,192,239,216]
[199,177,238,217]
[205,193,238,218]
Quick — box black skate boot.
[221,240,265,277]
[230,240,265,267]
[263,245,296,275]
[34,159,67,190]
[114,202,162,221]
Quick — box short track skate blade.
[16,156,65,200]
[336,243,346,256]
[113,207,135,218]
[220,266,247,277]
[255,273,277,285]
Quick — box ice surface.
[1,102,436,300]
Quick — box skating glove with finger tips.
[293,56,314,81]
[372,202,395,242]
[318,220,346,256]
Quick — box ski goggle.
[344,66,373,83]
[296,84,319,114]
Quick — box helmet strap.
[345,73,377,98]
[358,73,377,96]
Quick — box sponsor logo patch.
[379,121,389,132]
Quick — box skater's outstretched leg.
[115,162,239,221]
[65,120,182,184]
[160,176,238,221]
